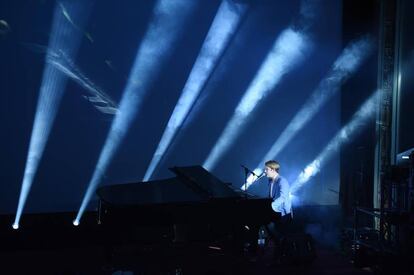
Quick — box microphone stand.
[241,165,263,199]
[243,167,249,199]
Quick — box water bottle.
[258,228,266,246]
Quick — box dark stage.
[0,206,376,274]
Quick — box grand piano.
[96,165,276,248]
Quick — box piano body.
[96,165,277,249]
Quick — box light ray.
[203,0,320,171]
[74,0,197,224]
[258,36,374,165]
[143,0,248,181]
[203,28,310,171]
[290,90,379,193]
[13,0,91,228]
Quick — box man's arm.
[271,178,290,214]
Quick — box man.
[264,160,293,251]
[264,160,292,219]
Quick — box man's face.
[264,166,278,180]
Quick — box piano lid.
[96,165,240,206]
[169,165,240,199]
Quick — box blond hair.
[265,160,280,172]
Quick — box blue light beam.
[13,0,91,228]
[143,0,247,181]
[178,0,319,146]
[290,90,380,194]
[74,0,196,224]
[241,36,374,192]
[258,36,374,165]
[240,168,263,191]
[203,28,310,171]
[203,0,321,171]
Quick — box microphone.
[241,164,265,179]
[256,171,266,179]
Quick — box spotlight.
[12,223,19,230]
[241,36,375,192]
[75,0,197,223]
[143,0,247,181]
[396,148,414,165]
[203,0,325,171]
[257,36,373,164]
[290,90,379,193]
[204,27,310,170]
[14,0,92,228]
[73,220,79,226]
